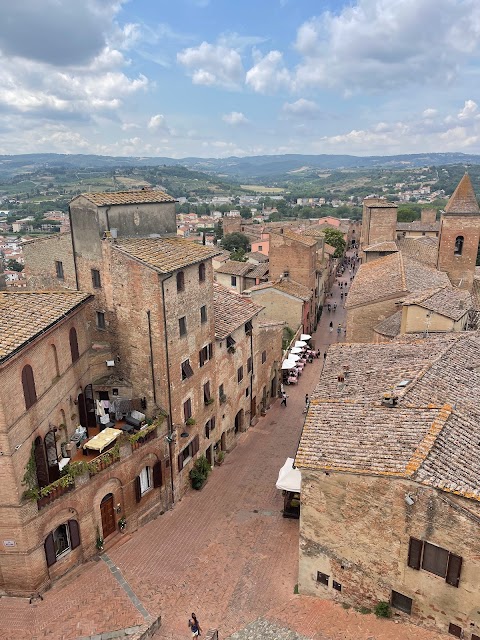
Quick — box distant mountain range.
[1,152,480,180]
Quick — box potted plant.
[204,397,214,406]
[189,454,211,489]
[186,417,196,426]
[96,527,104,552]
[118,517,126,532]
[219,393,227,404]
[215,450,225,465]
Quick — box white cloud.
[222,111,249,125]
[177,42,244,89]
[245,50,291,93]
[422,108,438,118]
[148,114,169,130]
[282,98,320,119]
[293,0,480,93]
[458,99,478,120]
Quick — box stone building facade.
[296,335,480,637]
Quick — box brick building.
[295,334,480,637]
[9,189,283,595]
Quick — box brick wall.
[248,288,303,334]
[269,234,316,292]
[436,215,480,289]
[23,233,76,290]
[299,470,480,636]
[361,201,397,249]
[346,297,401,342]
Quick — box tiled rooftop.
[246,263,269,279]
[213,283,263,339]
[403,286,472,320]
[246,251,269,263]
[363,241,398,252]
[113,237,220,273]
[346,252,450,308]
[76,189,176,206]
[0,291,91,363]
[396,221,440,232]
[324,243,336,256]
[215,260,255,276]
[295,333,480,501]
[397,236,438,267]
[374,309,402,337]
[274,230,318,247]
[248,278,313,301]
[364,198,398,208]
[300,228,326,239]
[444,173,480,215]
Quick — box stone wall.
[436,215,480,290]
[298,470,480,636]
[346,296,401,342]
[248,288,303,334]
[269,234,316,292]
[23,233,76,290]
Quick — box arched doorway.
[234,409,244,434]
[100,493,116,539]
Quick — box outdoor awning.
[276,457,301,493]
[290,347,302,354]
[300,334,311,341]
[281,360,295,370]
[294,340,307,347]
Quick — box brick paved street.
[0,252,443,639]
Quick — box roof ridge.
[398,251,407,291]
[444,173,480,215]
[405,403,453,476]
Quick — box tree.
[230,249,247,262]
[7,259,24,272]
[239,206,252,219]
[221,232,249,253]
[323,228,346,258]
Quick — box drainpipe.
[160,273,175,504]
[249,324,254,421]
[146,311,157,405]
[68,205,80,291]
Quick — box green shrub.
[189,454,211,490]
[358,606,372,615]
[374,601,391,618]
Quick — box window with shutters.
[22,364,37,410]
[391,590,412,614]
[179,316,187,337]
[91,269,101,288]
[55,260,64,279]
[53,523,70,558]
[245,320,253,334]
[181,359,194,380]
[262,350,267,364]
[199,262,206,282]
[247,356,252,373]
[69,327,79,363]
[178,435,199,469]
[407,537,462,586]
[44,520,80,567]
[203,381,211,403]
[237,366,243,383]
[205,417,215,438]
[183,397,192,422]
[226,335,236,349]
[448,623,462,638]
[139,466,153,495]
[200,305,207,323]
[177,270,185,292]
[199,343,213,367]
[316,571,329,586]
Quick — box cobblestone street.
[0,254,443,639]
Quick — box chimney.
[421,208,436,224]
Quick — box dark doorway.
[221,432,226,451]
[251,396,256,419]
[234,409,244,434]
[34,436,50,488]
[206,445,213,466]
[100,493,116,539]
[84,384,97,430]
[271,376,277,400]
[78,393,88,431]
[44,430,60,483]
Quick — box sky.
[1,0,480,159]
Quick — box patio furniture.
[125,410,146,430]
[83,427,122,454]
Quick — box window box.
[186,417,196,426]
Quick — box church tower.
[437,173,480,290]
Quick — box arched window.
[51,344,60,377]
[22,365,37,410]
[198,262,206,283]
[454,235,464,256]
[176,271,185,292]
[69,327,79,363]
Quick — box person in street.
[327,303,331,312]
[323,351,327,361]
[303,394,309,413]
[281,391,288,406]
[189,613,202,637]
[329,321,333,332]
[337,324,342,335]
[340,292,343,300]
[333,302,337,311]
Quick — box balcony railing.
[88,443,120,476]
[37,475,75,509]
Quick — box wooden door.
[251,397,256,419]
[100,494,116,539]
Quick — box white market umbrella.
[294,340,307,347]
[300,334,311,341]
[282,360,295,370]
[290,347,302,354]
[288,354,300,362]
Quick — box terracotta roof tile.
[363,241,399,252]
[0,291,91,363]
[76,189,176,206]
[248,278,313,301]
[246,251,269,263]
[113,237,220,273]
[213,283,262,339]
[300,228,326,239]
[403,286,471,320]
[444,173,480,215]
[396,221,440,232]
[374,310,402,337]
[295,333,480,501]
[215,260,254,276]
[324,243,336,256]
[397,236,438,267]
[246,263,269,279]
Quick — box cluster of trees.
[323,229,346,258]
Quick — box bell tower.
[437,173,480,290]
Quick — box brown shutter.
[446,553,462,587]
[44,533,56,567]
[69,327,79,363]
[192,434,200,455]
[134,475,142,502]
[22,365,37,410]
[153,461,162,488]
[199,349,204,367]
[178,453,183,472]
[407,537,423,570]
[211,416,215,430]
[208,343,213,359]
[68,520,81,550]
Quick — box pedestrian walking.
[189,613,202,638]
[337,324,342,335]
[323,351,327,361]
[329,321,333,332]
[327,303,331,312]
[303,394,310,413]
[340,292,344,300]
[333,302,337,311]
[281,391,288,406]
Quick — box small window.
[183,397,192,422]
[139,466,152,495]
[245,387,249,397]
[391,590,412,614]
[205,416,215,438]
[448,624,462,638]
[178,435,199,470]
[22,364,37,410]
[177,271,185,292]
[55,260,64,279]
[199,262,206,282]
[237,366,243,383]
[203,381,211,403]
[179,316,187,337]
[258,245,262,251]
[247,356,252,373]
[219,384,224,399]
[316,571,329,586]
[231,275,237,286]
[96,311,106,329]
[454,235,464,256]
[332,581,342,592]
[227,335,236,349]
[91,269,101,288]
[200,305,207,323]
[54,523,70,558]
[199,343,213,367]
[181,359,194,380]
[69,327,79,363]
[422,541,449,578]
[245,320,253,334]
[262,350,267,364]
